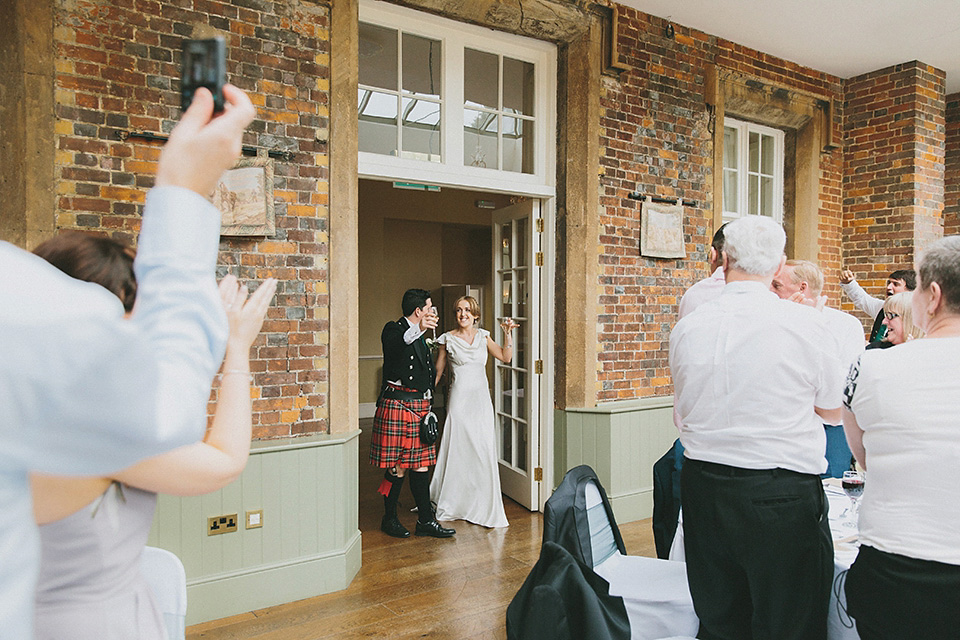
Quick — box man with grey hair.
[772,260,865,476]
[670,216,843,639]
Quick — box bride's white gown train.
[430,329,508,528]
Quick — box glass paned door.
[493,199,540,510]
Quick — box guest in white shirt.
[772,259,865,477]
[673,223,728,434]
[842,236,960,640]
[670,215,842,640]
[677,223,727,320]
[838,268,915,342]
[0,85,256,638]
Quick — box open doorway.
[357,178,545,512]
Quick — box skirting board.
[186,530,362,625]
[607,488,653,525]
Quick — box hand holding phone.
[181,38,226,113]
[156,84,256,196]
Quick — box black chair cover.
[541,464,627,568]
[506,541,630,640]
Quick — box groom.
[370,288,455,539]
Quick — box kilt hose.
[370,391,436,469]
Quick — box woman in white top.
[842,235,960,639]
[30,233,276,640]
[430,296,515,528]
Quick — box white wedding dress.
[430,329,509,528]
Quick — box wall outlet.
[246,509,263,529]
[207,514,238,535]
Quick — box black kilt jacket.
[380,318,434,393]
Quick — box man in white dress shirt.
[670,216,843,640]
[0,85,255,638]
[772,260,865,477]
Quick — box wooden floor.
[187,419,657,639]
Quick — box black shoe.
[415,519,456,538]
[381,516,410,538]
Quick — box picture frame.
[214,155,275,236]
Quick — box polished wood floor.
[187,419,657,639]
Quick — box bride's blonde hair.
[454,295,481,322]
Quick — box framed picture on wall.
[214,155,276,236]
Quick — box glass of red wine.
[841,470,865,528]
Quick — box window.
[722,117,784,222]
[358,2,556,195]
[358,23,442,162]
[463,50,535,173]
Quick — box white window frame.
[722,117,784,223]
[359,0,557,197]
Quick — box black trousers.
[846,544,960,640]
[681,458,834,640]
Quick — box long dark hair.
[33,232,137,312]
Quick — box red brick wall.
[596,6,844,402]
[945,93,960,238]
[841,62,946,322]
[53,0,331,438]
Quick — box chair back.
[543,465,626,569]
[584,481,618,568]
[140,546,187,640]
[652,440,684,559]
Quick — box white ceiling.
[618,0,960,94]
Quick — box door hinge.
[534,467,543,482]
[534,359,543,374]
[535,251,544,266]
[535,218,544,233]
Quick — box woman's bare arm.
[113,276,276,496]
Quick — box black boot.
[379,470,409,538]
[409,470,455,538]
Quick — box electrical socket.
[207,514,238,535]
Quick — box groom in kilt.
[370,288,455,539]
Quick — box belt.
[686,458,809,479]
[381,387,432,401]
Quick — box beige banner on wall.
[640,196,686,259]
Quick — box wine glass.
[841,470,865,529]
[429,306,438,341]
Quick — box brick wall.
[53,0,331,439]
[714,41,847,302]
[842,62,946,322]
[596,6,845,402]
[945,93,960,238]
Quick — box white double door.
[491,199,542,510]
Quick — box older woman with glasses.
[841,236,960,639]
[864,291,924,349]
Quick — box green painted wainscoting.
[554,397,678,525]
[147,430,362,625]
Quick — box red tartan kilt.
[369,395,436,469]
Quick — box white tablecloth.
[824,479,860,640]
[594,553,699,640]
[664,480,862,640]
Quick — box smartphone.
[181,37,226,113]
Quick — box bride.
[430,296,517,528]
